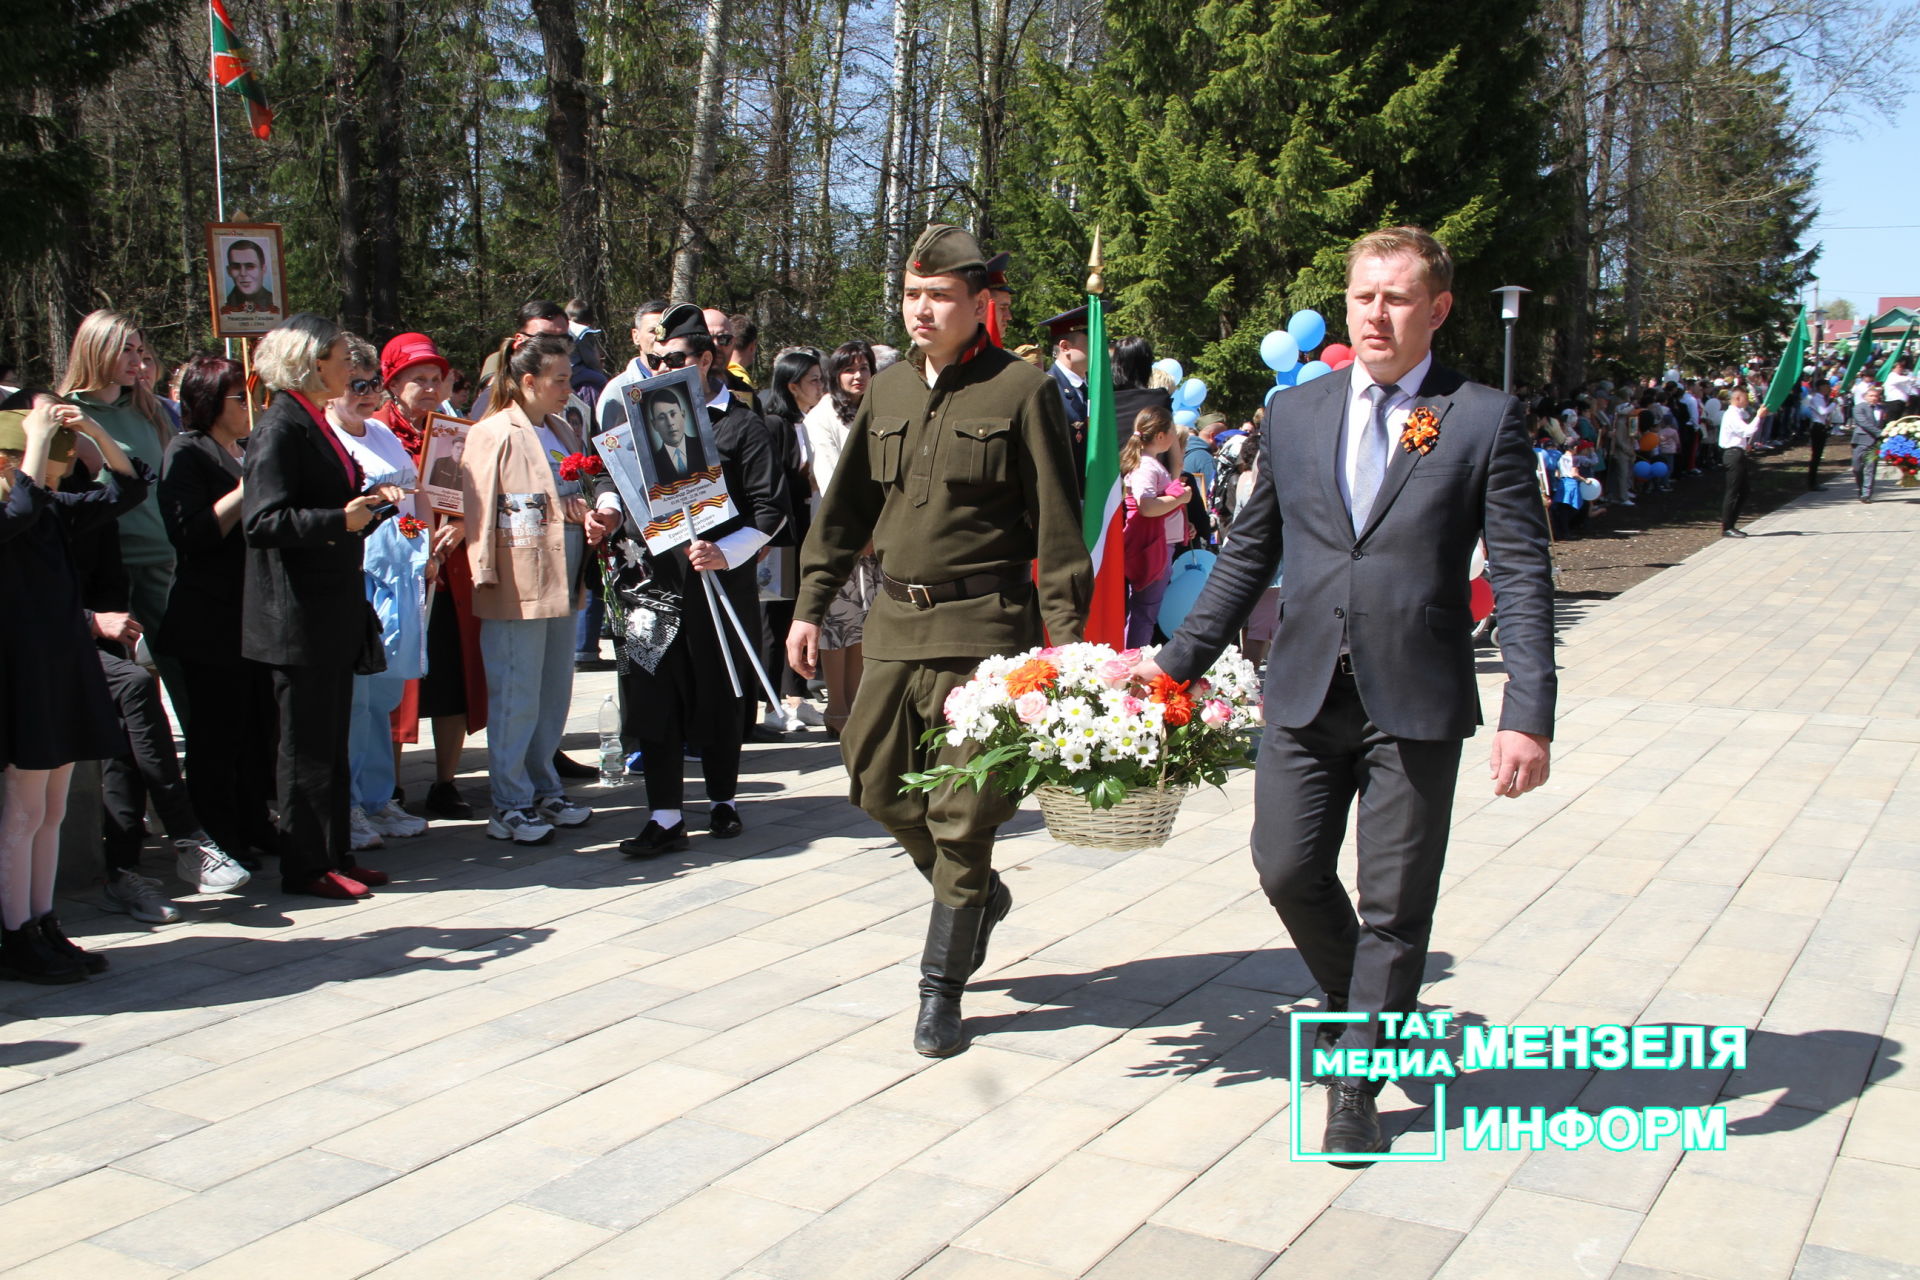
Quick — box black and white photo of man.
[645,386,707,482]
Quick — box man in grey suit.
[1135,226,1556,1164]
[1851,384,1889,502]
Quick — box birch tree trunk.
[333,0,368,333]
[670,0,733,304]
[879,0,917,324]
[532,0,604,320]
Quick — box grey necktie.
[1351,382,1398,534]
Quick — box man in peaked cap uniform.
[984,252,1014,346]
[788,224,1092,1058]
[1043,305,1091,482]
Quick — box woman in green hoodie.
[58,311,180,689]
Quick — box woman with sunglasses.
[327,337,433,853]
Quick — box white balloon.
[1469,541,1487,580]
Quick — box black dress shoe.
[424,781,474,820]
[1323,1082,1387,1168]
[35,914,107,974]
[708,803,743,839]
[620,820,689,857]
[552,751,597,780]
[1721,528,1749,538]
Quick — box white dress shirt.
[1886,369,1920,403]
[1338,352,1433,515]
[1719,405,1761,451]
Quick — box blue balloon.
[1632,460,1652,479]
[1173,407,1199,427]
[1259,330,1300,372]
[1287,309,1327,352]
[1153,358,1184,385]
[1158,549,1218,635]
[1178,378,1208,408]
[1650,461,1669,479]
[1265,386,1282,405]
[1273,366,1299,387]
[1296,360,1332,384]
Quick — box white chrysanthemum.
[1061,744,1092,770]
[1055,698,1093,725]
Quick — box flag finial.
[1086,227,1104,297]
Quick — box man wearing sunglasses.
[703,306,754,396]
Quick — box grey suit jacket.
[1852,400,1888,448]
[1158,362,1556,741]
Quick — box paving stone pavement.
[2,484,1916,1279]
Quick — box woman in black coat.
[1110,335,1174,445]
[242,314,406,900]
[160,355,278,864]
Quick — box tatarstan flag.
[1080,289,1126,647]
[211,0,272,140]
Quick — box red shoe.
[287,871,369,900]
[344,865,390,887]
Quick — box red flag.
[210,0,272,140]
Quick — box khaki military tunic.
[796,331,1091,905]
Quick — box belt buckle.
[907,583,934,610]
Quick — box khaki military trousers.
[843,657,1015,907]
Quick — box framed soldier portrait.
[418,411,473,516]
[205,221,286,338]
[607,364,737,553]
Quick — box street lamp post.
[1811,306,1827,365]
[1492,286,1530,395]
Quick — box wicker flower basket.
[1034,784,1187,851]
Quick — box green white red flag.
[1080,291,1126,647]
[210,0,272,140]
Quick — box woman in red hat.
[374,332,488,819]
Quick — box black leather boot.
[0,923,87,985]
[970,873,1013,974]
[35,914,108,975]
[913,902,992,1058]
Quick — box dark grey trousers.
[1252,672,1462,1090]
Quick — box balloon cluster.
[1258,310,1354,406]
[1631,461,1670,481]
[1152,358,1211,427]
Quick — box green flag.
[1838,312,1885,390]
[1877,322,1917,383]
[1761,308,1808,413]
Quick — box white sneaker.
[364,800,428,839]
[103,868,183,925]
[794,701,825,727]
[758,705,794,733]
[487,808,555,844]
[174,835,251,894]
[535,795,592,828]
[348,807,387,852]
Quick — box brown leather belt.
[879,567,1030,610]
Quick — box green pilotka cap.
[907,224,987,278]
[0,409,76,461]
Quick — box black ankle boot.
[0,923,87,985]
[913,901,993,1058]
[35,914,107,975]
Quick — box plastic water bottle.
[598,695,622,786]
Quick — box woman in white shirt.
[325,337,432,850]
[800,341,880,737]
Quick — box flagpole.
[209,2,226,222]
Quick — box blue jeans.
[348,673,409,811]
[480,613,576,811]
[575,586,604,658]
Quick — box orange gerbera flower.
[1005,658,1060,699]
[1148,673,1194,727]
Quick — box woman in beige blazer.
[461,332,593,845]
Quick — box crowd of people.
[0,273,1908,986]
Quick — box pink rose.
[1120,695,1145,717]
[1037,646,1062,657]
[1097,657,1134,687]
[1201,699,1231,728]
[1116,648,1143,665]
[1015,691,1050,724]
[1192,678,1212,696]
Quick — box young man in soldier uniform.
[788,224,1091,1058]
